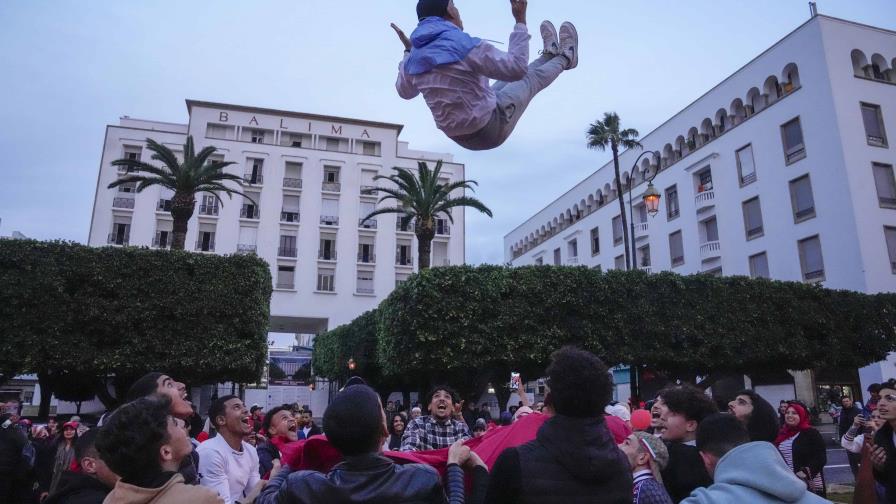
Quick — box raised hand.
[390,23,412,51]
[510,0,527,25]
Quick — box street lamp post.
[625,150,662,405]
[626,151,663,271]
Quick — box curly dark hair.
[545,346,612,418]
[388,412,408,436]
[261,404,292,437]
[659,384,718,423]
[425,385,459,407]
[96,395,172,482]
[733,390,779,443]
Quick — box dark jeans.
[847,450,862,478]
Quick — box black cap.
[417,0,450,20]
[344,376,367,389]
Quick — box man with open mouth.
[197,395,261,504]
[400,385,471,451]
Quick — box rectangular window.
[886,227,896,274]
[637,245,651,268]
[317,268,336,292]
[251,129,265,144]
[798,235,825,282]
[206,123,233,140]
[749,252,770,279]
[590,227,600,255]
[553,248,561,265]
[326,138,340,151]
[279,235,297,257]
[703,217,719,242]
[736,144,757,185]
[742,197,764,240]
[669,231,684,267]
[356,271,375,294]
[781,117,806,164]
[361,141,380,156]
[277,266,295,290]
[567,239,578,260]
[614,255,625,270]
[666,185,679,220]
[698,170,713,192]
[319,236,336,260]
[789,175,816,222]
[862,103,888,147]
[535,257,544,265]
[873,163,896,209]
[612,215,623,245]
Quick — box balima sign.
[215,111,372,138]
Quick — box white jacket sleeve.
[466,23,530,82]
[841,432,865,454]
[396,53,420,100]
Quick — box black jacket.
[0,423,26,475]
[256,440,281,478]
[661,442,712,503]
[838,405,862,439]
[43,472,110,504]
[874,423,896,503]
[302,423,323,439]
[257,453,451,504]
[484,415,632,504]
[789,427,827,486]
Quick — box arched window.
[851,49,869,77]
[746,87,762,114]
[782,63,800,93]
[871,54,890,80]
[763,75,782,103]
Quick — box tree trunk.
[37,372,54,419]
[612,143,631,270]
[170,193,196,251]
[402,389,412,412]
[76,402,82,414]
[415,218,436,270]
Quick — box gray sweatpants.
[452,54,567,151]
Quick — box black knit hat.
[417,0,450,20]
[126,372,164,402]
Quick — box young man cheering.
[400,385,471,451]
[197,396,261,504]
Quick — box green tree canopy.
[0,239,272,415]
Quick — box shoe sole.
[560,22,579,69]
[540,21,558,56]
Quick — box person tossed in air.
[392,0,578,151]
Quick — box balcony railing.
[356,287,375,295]
[695,190,715,210]
[699,240,721,260]
[740,172,757,185]
[198,204,219,216]
[278,247,298,258]
[436,222,451,236]
[746,226,764,239]
[633,222,649,238]
[880,197,896,207]
[322,181,341,192]
[152,234,171,249]
[243,173,264,185]
[396,216,414,232]
[804,269,825,281]
[639,266,652,274]
[280,211,300,223]
[283,177,302,189]
[359,218,377,229]
[195,239,215,252]
[785,146,806,163]
[358,252,376,263]
[671,256,685,267]
[320,215,339,226]
[360,185,377,195]
[795,207,815,220]
[318,249,337,261]
[108,233,130,246]
[567,257,579,265]
[668,207,680,219]
[157,199,173,212]
[868,135,887,147]
[236,244,257,254]
[112,197,135,209]
[396,254,414,266]
[276,282,295,290]
[240,206,261,219]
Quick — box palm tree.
[586,113,642,270]
[362,160,492,270]
[108,136,252,250]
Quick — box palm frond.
[434,196,493,221]
[145,138,181,175]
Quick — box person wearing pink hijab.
[774,402,827,497]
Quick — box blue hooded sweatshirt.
[681,442,830,504]
[405,17,481,75]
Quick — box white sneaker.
[539,21,559,56]
[559,22,578,70]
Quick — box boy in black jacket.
[654,385,717,503]
[44,429,117,504]
[872,379,896,502]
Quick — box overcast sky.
[1,1,893,265]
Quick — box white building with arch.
[505,15,896,406]
[87,100,466,412]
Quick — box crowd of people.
[4,355,896,503]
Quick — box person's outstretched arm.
[392,23,420,99]
[467,0,529,82]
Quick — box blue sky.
[1,1,893,265]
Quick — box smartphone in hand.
[510,372,521,391]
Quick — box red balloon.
[631,409,652,431]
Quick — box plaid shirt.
[633,471,673,504]
[400,415,471,451]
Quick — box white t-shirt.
[197,434,260,504]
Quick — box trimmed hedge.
[314,266,896,386]
[0,240,272,387]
